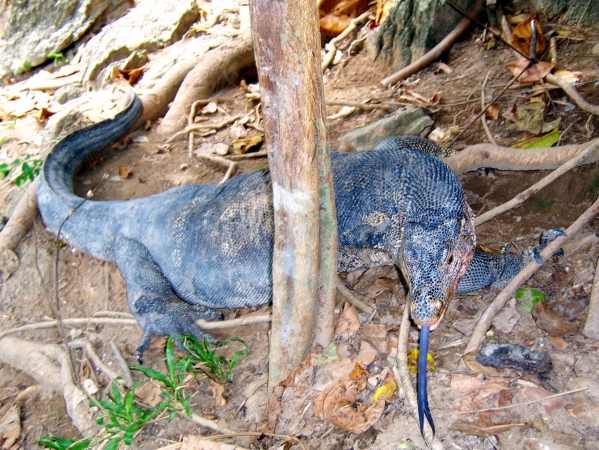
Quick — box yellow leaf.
[374,381,396,402]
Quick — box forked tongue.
[417,325,435,436]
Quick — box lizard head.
[399,212,476,329]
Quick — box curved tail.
[41,91,143,202]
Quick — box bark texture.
[249,0,337,390]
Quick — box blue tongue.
[417,325,435,436]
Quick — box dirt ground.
[1,6,599,450]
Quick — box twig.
[583,254,599,340]
[110,340,133,386]
[0,318,138,339]
[334,277,375,314]
[0,179,39,256]
[166,116,240,143]
[224,150,268,160]
[463,195,599,357]
[186,411,236,434]
[380,0,483,86]
[322,11,371,71]
[480,71,497,147]
[69,340,122,383]
[474,140,599,226]
[326,100,394,111]
[546,73,599,116]
[197,313,271,329]
[194,153,238,183]
[456,387,588,414]
[396,299,444,449]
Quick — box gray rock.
[0,0,118,79]
[366,0,476,71]
[78,0,199,82]
[337,108,433,151]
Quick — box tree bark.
[249,0,337,391]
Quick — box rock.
[366,0,476,70]
[0,0,120,79]
[337,108,433,151]
[511,0,599,31]
[78,0,199,82]
[476,343,552,376]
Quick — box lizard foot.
[531,229,566,264]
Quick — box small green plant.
[0,155,42,186]
[182,335,249,383]
[535,198,557,212]
[37,335,249,449]
[589,174,599,198]
[48,52,69,68]
[35,436,91,450]
[12,59,31,76]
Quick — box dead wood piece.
[480,71,497,147]
[546,73,599,117]
[322,11,371,71]
[197,314,271,329]
[583,254,599,340]
[0,179,39,263]
[195,153,238,183]
[474,139,599,226]
[445,138,599,175]
[157,31,255,137]
[380,0,484,86]
[463,195,599,358]
[335,277,375,314]
[396,300,445,449]
[0,336,100,437]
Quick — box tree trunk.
[248,0,337,391]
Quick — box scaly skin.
[37,91,561,437]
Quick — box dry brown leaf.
[209,380,227,406]
[361,323,387,354]
[511,14,545,58]
[451,411,524,437]
[233,135,263,154]
[553,69,583,84]
[485,104,499,120]
[118,167,133,178]
[135,381,162,407]
[0,404,20,450]
[314,377,385,434]
[374,0,392,25]
[532,301,579,337]
[281,352,317,388]
[334,303,361,337]
[318,0,369,37]
[564,377,599,428]
[506,58,554,83]
[450,373,484,393]
[521,385,567,417]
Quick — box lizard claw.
[417,325,435,437]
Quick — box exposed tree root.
[546,73,599,116]
[463,195,599,358]
[380,0,484,86]
[474,140,599,226]
[335,277,375,314]
[0,336,100,437]
[157,31,255,137]
[444,138,599,175]
[583,255,599,340]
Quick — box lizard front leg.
[114,236,222,362]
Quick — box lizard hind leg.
[114,236,221,363]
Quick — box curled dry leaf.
[450,373,484,393]
[361,323,388,354]
[510,14,545,57]
[532,301,579,337]
[553,69,583,84]
[373,381,396,402]
[210,380,227,406]
[118,167,133,178]
[233,135,263,154]
[485,104,499,120]
[564,377,599,428]
[314,377,385,434]
[181,435,250,450]
[406,349,436,374]
[334,303,361,338]
[318,0,369,37]
[135,381,162,407]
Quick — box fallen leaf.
[118,167,132,178]
[564,377,599,428]
[318,0,369,37]
[233,135,263,154]
[451,419,523,437]
[374,0,393,25]
[349,363,368,380]
[0,404,20,450]
[374,381,396,402]
[503,102,560,134]
[118,67,145,85]
[462,350,509,377]
[181,435,250,450]
[511,14,545,58]
[506,58,554,83]
[485,104,499,120]
[361,323,388,354]
[407,349,436,374]
[532,301,579,337]
[334,303,361,337]
[313,342,340,366]
[515,286,545,313]
[450,373,484,393]
[511,128,560,149]
[135,381,162,407]
[521,385,567,418]
[209,381,227,406]
[553,69,583,84]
